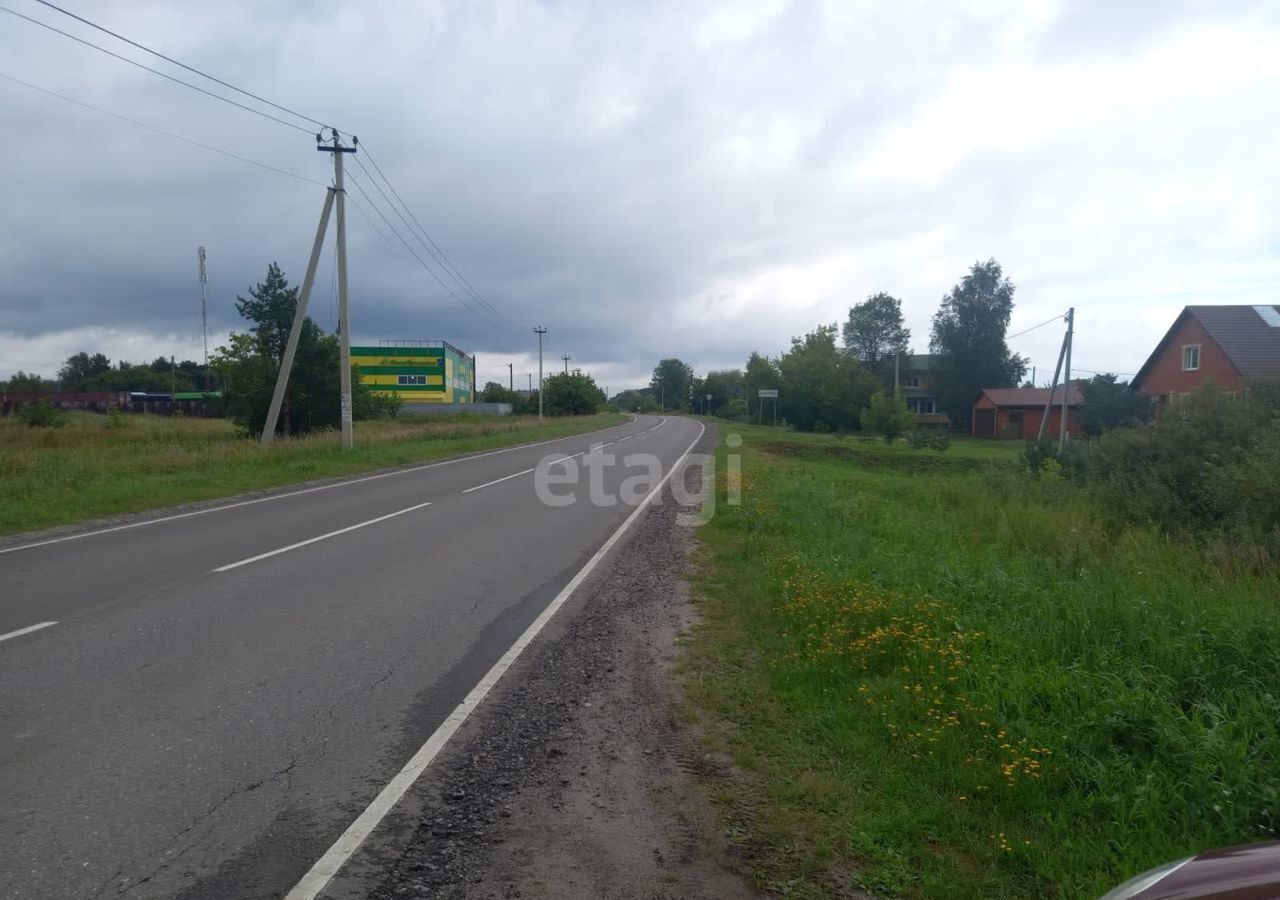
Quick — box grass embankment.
[687,424,1280,899]
[0,411,625,535]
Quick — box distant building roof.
[980,385,1083,407]
[1134,305,1280,386]
[901,353,940,370]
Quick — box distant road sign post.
[757,388,778,426]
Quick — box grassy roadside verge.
[684,424,1280,898]
[0,411,625,535]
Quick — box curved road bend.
[0,414,705,899]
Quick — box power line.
[0,71,324,186]
[358,143,512,325]
[344,168,505,329]
[345,192,399,253]
[30,0,336,132]
[0,4,313,134]
[348,160,505,329]
[1008,312,1067,340]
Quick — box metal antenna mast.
[197,246,209,389]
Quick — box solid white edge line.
[0,621,58,643]
[0,416,640,557]
[283,418,705,900]
[213,501,434,573]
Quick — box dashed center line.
[461,443,615,494]
[0,621,58,643]
[212,501,434,572]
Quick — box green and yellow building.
[351,341,476,404]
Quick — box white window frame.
[1182,344,1200,372]
[904,375,921,388]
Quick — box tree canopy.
[843,292,910,371]
[650,358,694,411]
[1078,374,1153,438]
[543,371,605,416]
[929,259,1028,425]
[778,325,880,432]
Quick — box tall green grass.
[0,411,624,534]
[688,433,1280,898]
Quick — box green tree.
[703,369,744,416]
[1079,374,1154,438]
[862,390,916,443]
[842,292,910,372]
[57,352,111,389]
[481,381,518,404]
[778,325,880,432]
[612,389,660,413]
[215,263,348,436]
[743,351,780,423]
[4,371,51,393]
[543,371,605,416]
[650,358,694,412]
[929,259,1028,428]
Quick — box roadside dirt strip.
[330,428,758,900]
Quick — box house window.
[904,376,921,388]
[907,398,935,415]
[397,374,426,386]
[1182,345,1200,372]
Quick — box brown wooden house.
[1132,305,1280,410]
[971,386,1084,440]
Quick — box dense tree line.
[636,258,1048,435]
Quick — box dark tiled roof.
[981,386,1083,407]
[1187,305,1280,377]
[902,353,940,370]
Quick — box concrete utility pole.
[562,354,571,375]
[533,326,546,423]
[261,129,357,448]
[507,362,513,392]
[197,247,209,390]
[1037,312,1070,444]
[1059,307,1074,452]
[527,373,532,391]
[170,355,176,398]
[894,351,900,392]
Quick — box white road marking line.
[0,417,639,557]
[0,621,58,643]
[283,419,706,900]
[212,502,433,573]
[459,442,615,494]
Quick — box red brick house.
[1132,305,1280,409]
[971,386,1084,440]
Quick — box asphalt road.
[0,414,704,900]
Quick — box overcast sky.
[2,0,1278,390]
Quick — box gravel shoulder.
[331,426,756,900]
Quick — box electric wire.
[348,161,505,328]
[358,143,512,324]
[345,192,399,254]
[0,5,313,134]
[1008,312,1067,340]
[344,169,505,329]
[0,71,325,186]
[30,0,337,132]
[9,2,509,330]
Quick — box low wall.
[401,402,513,417]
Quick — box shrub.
[16,401,67,428]
[104,408,129,429]
[1088,379,1280,555]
